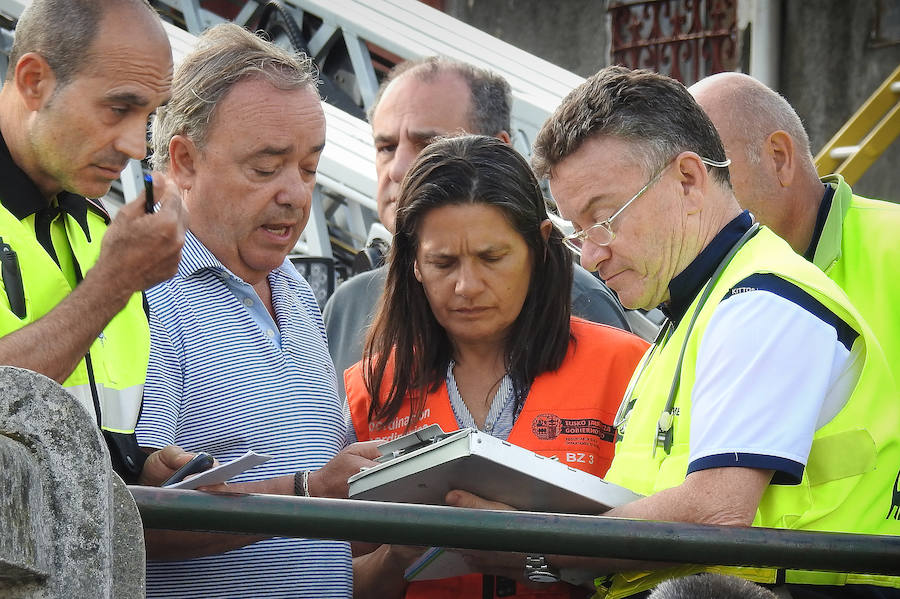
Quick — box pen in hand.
[143,172,155,214]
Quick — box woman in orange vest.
[347,135,648,599]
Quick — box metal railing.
[609,0,739,86]
[130,487,900,576]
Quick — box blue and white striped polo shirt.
[136,231,351,598]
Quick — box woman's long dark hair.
[363,135,574,428]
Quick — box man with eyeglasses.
[448,66,900,598]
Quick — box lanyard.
[613,222,761,456]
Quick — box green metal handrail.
[129,487,900,575]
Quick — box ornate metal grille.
[609,0,738,85]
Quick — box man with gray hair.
[450,66,899,598]
[135,23,378,597]
[323,56,630,399]
[649,574,777,599]
[690,71,900,373]
[0,0,190,485]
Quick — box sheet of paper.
[165,450,272,489]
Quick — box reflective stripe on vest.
[601,227,900,597]
[67,382,144,433]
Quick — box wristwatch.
[524,554,560,583]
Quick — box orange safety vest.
[345,318,648,599]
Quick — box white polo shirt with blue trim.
[664,212,854,486]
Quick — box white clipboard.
[348,425,641,514]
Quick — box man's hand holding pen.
[88,172,187,306]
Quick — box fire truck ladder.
[0,0,663,335]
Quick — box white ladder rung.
[829,145,860,160]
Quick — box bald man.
[691,71,900,372]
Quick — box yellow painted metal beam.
[815,64,900,184]
[833,101,900,186]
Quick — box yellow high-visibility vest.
[597,226,900,598]
[0,201,149,437]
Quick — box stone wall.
[0,367,145,598]
[443,0,611,78]
[780,0,900,201]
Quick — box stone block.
[0,366,145,598]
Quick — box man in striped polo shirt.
[135,24,380,598]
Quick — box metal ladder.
[814,64,900,185]
[0,0,662,334]
[0,1,377,264]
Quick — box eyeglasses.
[561,156,731,256]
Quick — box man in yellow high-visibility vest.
[446,66,900,599]
[0,0,189,485]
